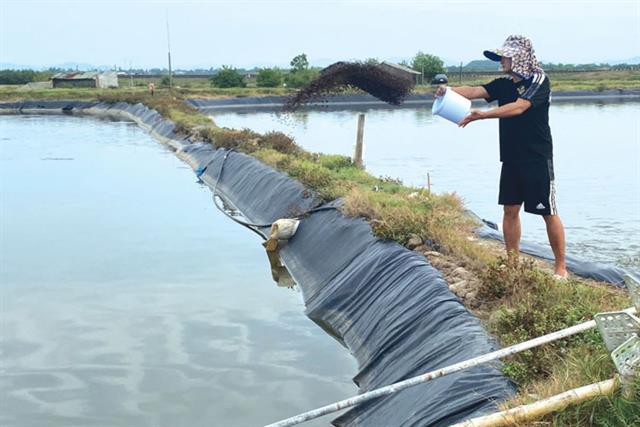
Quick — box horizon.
[2,55,639,73]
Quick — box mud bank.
[1,100,517,426]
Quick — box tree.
[290,53,309,72]
[411,52,445,82]
[209,66,246,88]
[284,68,319,88]
[256,68,283,87]
[0,69,51,85]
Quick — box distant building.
[379,62,422,84]
[51,71,118,88]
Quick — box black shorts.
[499,159,558,216]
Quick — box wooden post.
[354,113,365,168]
[427,172,431,194]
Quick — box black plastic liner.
[174,143,518,426]
[2,100,633,425]
[281,210,515,426]
[194,148,323,224]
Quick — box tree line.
[1,53,637,86]
[0,69,53,85]
[209,52,446,88]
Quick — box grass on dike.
[1,86,638,425]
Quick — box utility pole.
[459,61,463,84]
[166,11,173,88]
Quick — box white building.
[51,71,119,88]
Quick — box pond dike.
[187,88,640,112]
[0,100,529,425]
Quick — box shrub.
[202,128,261,152]
[595,82,607,92]
[160,76,171,87]
[290,162,334,191]
[284,69,320,88]
[210,66,246,88]
[0,69,52,85]
[319,155,353,170]
[480,258,626,385]
[258,131,300,154]
[256,68,283,87]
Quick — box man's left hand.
[458,110,486,128]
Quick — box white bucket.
[432,87,471,124]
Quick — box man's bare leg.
[503,204,522,263]
[543,214,568,277]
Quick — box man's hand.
[458,110,486,128]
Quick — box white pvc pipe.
[264,307,637,427]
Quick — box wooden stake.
[354,113,365,168]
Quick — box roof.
[52,71,116,80]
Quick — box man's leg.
[543,214,568,277]
[503,204,522,262]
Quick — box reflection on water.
[0,115,355,427]
[212,101,640,269]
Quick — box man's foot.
[506,250,520,267]
[554,268,569,281]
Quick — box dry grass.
[474,258,635,425]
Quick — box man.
[436,35,568,278]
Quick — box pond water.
[0,115,356,427]
[211,101,640,270]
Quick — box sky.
[1,0,639,70]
